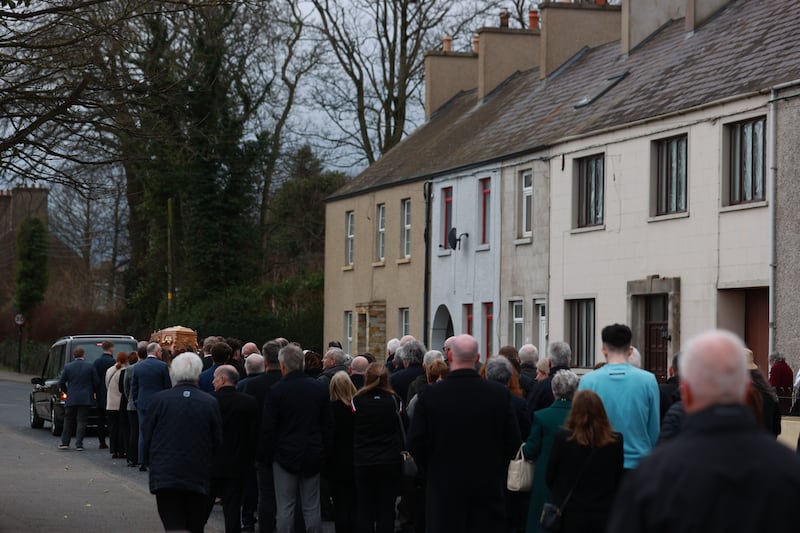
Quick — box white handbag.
[507,443,535,491]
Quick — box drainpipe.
[423,181,433,348]
[768,79,800,355]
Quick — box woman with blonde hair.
[545,389,624,533]
[352,363,404,532]
[325,371,358,533]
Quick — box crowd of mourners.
[54,324,800,533]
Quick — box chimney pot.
[442,35,453,52]
[499,9,510,28]
[529,9,539,30]
[472,34,480,53]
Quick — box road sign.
[14,314,24,326]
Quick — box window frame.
[576,154,604,228]
[480,177,491,245]
[655,134,688,216]
[483,302,494,358]
[344,311,353,354]
[401,198,412,258]
[728,116,766,206]
[399,307,410,337]
[464,303,473,336]
[511,301,524,350]
[520,170,533,237]
[566,299,595,368]
[375,203,386,261]
[345,211,355,265]
[442,187,453,249]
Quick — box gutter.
[423,181,432,347]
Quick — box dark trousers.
[96,405,108,443]
[241,467,258,529]
[61,405,89,447]
[155,488,212,533]
[211,477,244,533]
[329,478,356,533]
[355,463,400,533]
[107,409,127,455]
[127,409,139,465]
[256,462,277,533]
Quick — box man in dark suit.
[244,340,284,533]
[407,334,521,533]
[526,341,572,413]
[142,352,223,533]
[390,338,427,403]
[199,342,232,393]
[349,355,368,389]
[258,343,333,533]
[58,347,100,450]
[132,342,172,470]
[93,340,115,450]
[211,364,258,533]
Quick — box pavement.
[0,369,36,385]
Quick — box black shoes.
[99,442,109,449]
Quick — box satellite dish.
[447,227,458,250]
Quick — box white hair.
[170,352,203,384]
[244,353,265,375]
[387,338,401,355]
[519,344,539,365]
[423,350,444,367]
[682,330,748,406]
[629,347,642,368]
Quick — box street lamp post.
[14,314,25,373]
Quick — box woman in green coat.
[522,369,579,533]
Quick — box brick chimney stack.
[442,35,453,52]
[529,9,540,30]
[499,9,510,28]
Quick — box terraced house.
[324,0,800,374]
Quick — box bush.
[0,339,50,375]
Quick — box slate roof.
[329,0,800,200]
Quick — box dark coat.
[511,395,531,442]
[59,358,99,407]
[198,363,220,393]
[352,389,403,466]
[390,364,425,404]
[317,364,348,385]
[142,383,223,496]
[350,373,365,390]
[526,365,570,413]
[213,386,258,478]
[93,352,115,405]
[407,369,521,533]
[131,356,172,412]
[406,372,427,403]
[658,376,681,422]
[607,404,800,533]
[325,400,355,481]
[546,431,624,533]
[243,369,283,424]
[259,370,334,476]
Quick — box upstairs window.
[375,203,385,261]
[728,117,765,205]
[520,170,533,237]
[577,154,604,227]
[345,211,355,265]
[480,177,491,244]
[512,301,524,349]
[655,135,687,215]
[442,187,453,249]
[401,198,411,258]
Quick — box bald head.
[242,342,260,358]
[448,334,479,369]
[213,364,239,391]
[680,330,749,413]
[400,335,416,346]
[350,356,369,376]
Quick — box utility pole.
[167,197,174,317]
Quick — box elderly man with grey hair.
[385,337,401,372]
[608,330,800,532]
[141,353,223,533]
[527,341,572,413]
[259,344,333,533]
[390,338,427,404]
[519,344,539,383]
[237,353,265,393]
[522,369,579,533]
[318,347,348,385]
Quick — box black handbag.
[393,396,417,479]
[540,449,595,532]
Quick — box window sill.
[396,257,411,265]
[720,200,767,213]
[475,244,490,252]
[570,224,605,235]
[372,261,385,268]
[437,248,452,257]
[648,211,689,223]
[342,265,354,272]
[514,237,532,246]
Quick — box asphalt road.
[0,373,226,533]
